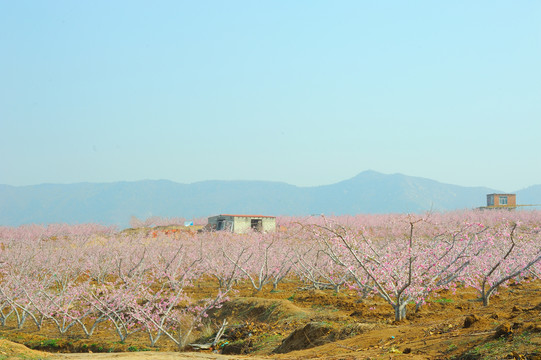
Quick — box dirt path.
[50,352,269,360]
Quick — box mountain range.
[1,170,540,228]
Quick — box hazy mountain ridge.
[1,171,540,228]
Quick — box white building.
[207,214,276,233]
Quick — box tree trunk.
[394,303,407,321]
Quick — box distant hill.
[1,170,537,228]
[516,185,541,207]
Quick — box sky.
[1,1,540,192]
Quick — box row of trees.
[0,210,540,347]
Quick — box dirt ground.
[1,279,540,360]
[51,352,265,360]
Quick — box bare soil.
[52,352,263,360]
[2,279,540,360]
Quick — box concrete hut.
[207,214,276,234]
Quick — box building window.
[251,219,262,231]
[487,195,494,206]
[499,196,508,205]
[216,219,233,231]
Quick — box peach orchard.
[0,211,540,348]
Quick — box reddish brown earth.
[1,279,540,360]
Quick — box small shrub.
[42,339,60,348]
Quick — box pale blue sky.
[1,1,540,192]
